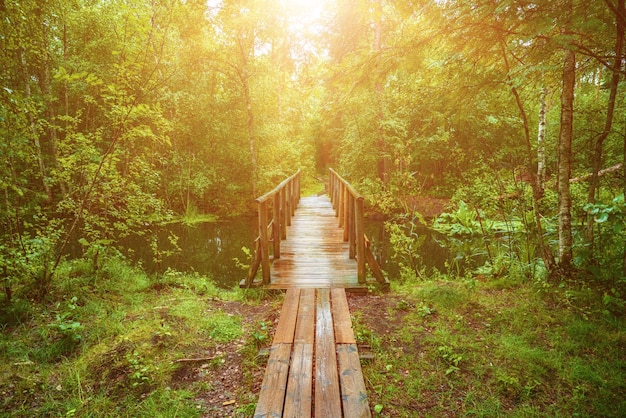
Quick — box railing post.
[259,201,271,285]
[342,185,350,240]
[355,196,366,284]
[296,171,301,204]
[328,169,332,204]
[349,195,356,259]
[273,192,281,259]
[290,178,296,216]
[286,184,292,227]
[281,187,288,239]
[337,182,344,226]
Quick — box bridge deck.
[250,194,373,416]
[254,288,371,417]
[267,195,362,289]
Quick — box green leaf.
[594,212,609,223]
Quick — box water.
[72,217,458,288]
[80,217,258,288]
[365,221,452,280]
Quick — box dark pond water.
[73,217,456,288]
[134,217,259,288]
[365,221,452,280]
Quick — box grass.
[355,275,626,417]
[0,256,278,417]
[2,253,624,417]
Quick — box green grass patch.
[357,277,626,417]
[0,257,271,417]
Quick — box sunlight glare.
[281,0,330,27]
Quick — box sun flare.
[281,0,331,25]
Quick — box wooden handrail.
[245,170,301,286]
[328,168,387,286]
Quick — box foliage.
[581,194,626,281]
[0,258,272,416]
[358,277,626,417]
[386,212,428,279]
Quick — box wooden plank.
[254,344,292,418]
[273,288,301,344]
[294,289,315,344]
[337,344,371,418]
[284,343,313,418]
[269,195,361,290]
[315,289,342,418]
[331,288,356,344]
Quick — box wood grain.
[337,344,371,418]
[270,196,362,290]
[273,288,301,344]
[314,289,342,418]
[254,344,291,417]
[284,343,313,417]
[294,289,315,344]
[331,288,356,344]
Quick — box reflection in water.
[365,220,451,280]
[94,217,257,288]
[69,217,457,288]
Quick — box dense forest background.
[2,0,625,295]
[2,1,626,416]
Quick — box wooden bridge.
[241,169,388,417]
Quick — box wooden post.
[296,172,301,204]
[259,201,271,284]
[328,170,333,205]
[328,168,335,208]
[286,183,292,227]
[343,186,350,242]
[355,196,366,283]
[338,182,344,226]
[273,192,281,259]
[290,179,296,217]
[349,195,356,259]
[281,188,287,240]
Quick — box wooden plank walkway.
[255,288,371,417]
[267,195,363,290]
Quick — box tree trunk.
[500,41,555,273]
[557,48,576,268]
[373,0,388,185]
[19,48,51,200]
[586,0,625,254]
[623,121,626,276]
[237,32,258,198]
[537,87,548,196]
[243,71,258,198]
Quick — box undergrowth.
[356,274,626,417]
[0,257,276,417]
[3,253,624,417]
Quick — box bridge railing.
[328,168,387,286]
[245,170,301,286]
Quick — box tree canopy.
[1,0,625,295]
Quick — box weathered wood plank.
[315,289,342,418]
[331,288,356,344]
[273,288,301,344]
[295,289,315,344]
[254,344,292,418]
[337,344,371,418]
[284,343,313,418]
[270,196,359,289]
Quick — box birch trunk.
[537,87,548,196]
[557,48,576,268]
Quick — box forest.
[1,0,625,416]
